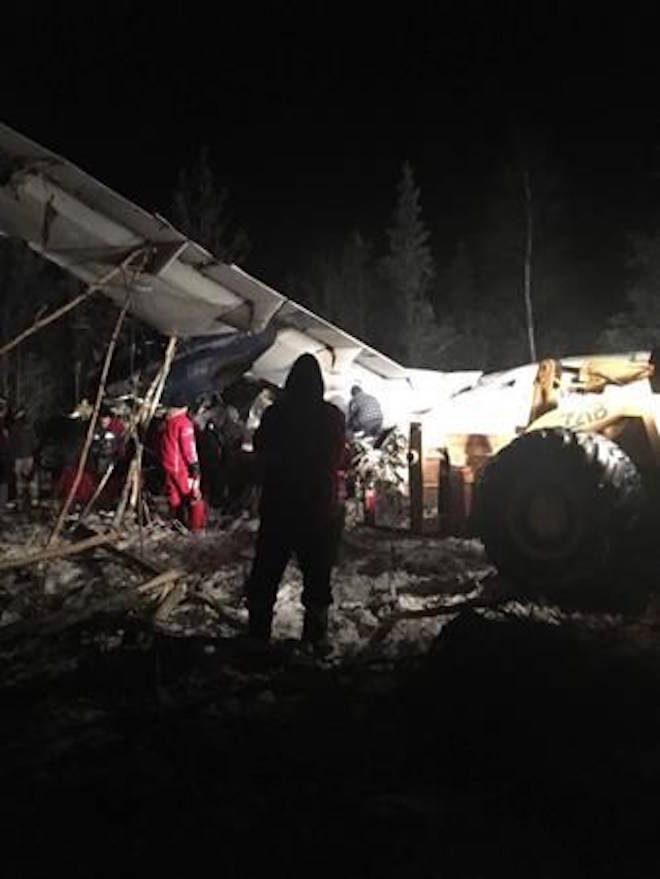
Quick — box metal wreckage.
[1,121,658,596]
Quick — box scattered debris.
[3,502,660,876]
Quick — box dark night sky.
[2,1,660,289]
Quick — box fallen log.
[0,532,115,573]
[364,590,512,649]
[137,568,185,594]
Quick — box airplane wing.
[0,121,477,421]
[0,122,405,367]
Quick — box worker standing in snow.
[160,400,202,522]
[246,353,346,649]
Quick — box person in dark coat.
[246,353,346,647]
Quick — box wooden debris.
[0,569,184,646]
[74,522,165,576]
[0,532,115,573]
[153,581,187,621]
[78,462,115,525]
[48,291,134,545]
[0,586,140,644]
[196,583,246,630]
[364,581,511,648]
[137,568,185,594]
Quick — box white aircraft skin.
[0,120,482,426]
[6,121,657,544]
[3,120,653,482]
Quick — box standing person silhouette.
[246,354,346,649]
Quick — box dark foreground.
[2,615,660,877]
[1,521,660,877]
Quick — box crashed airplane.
[0,122,479,424]
[2,121,659,594]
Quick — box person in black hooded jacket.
[246,353,346,646]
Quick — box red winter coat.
[160,410,199,508]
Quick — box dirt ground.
[2,506,660,877]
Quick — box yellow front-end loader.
[425,351,660,591]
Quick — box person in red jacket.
[246,353,346,648]
[160,404,201,520]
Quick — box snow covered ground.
[3,506,660,876]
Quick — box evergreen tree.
[381,162,445,366]
[286,231,382,348]
[170,146,250,264]
[335,231,374,341]
[598,231,660,351]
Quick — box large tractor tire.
[475,428,643,592]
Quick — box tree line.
[1,144,658,418]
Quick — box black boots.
[301,605,329,646]
[247,605,331,654]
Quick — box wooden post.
[78,461,115,526]
[48,292,133,545]
[408,421,423,534]
[113,336,177,529]
[0,532,114,572]
[112,452,140,530]
[142,336,178,426]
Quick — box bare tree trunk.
[523,169,537,362]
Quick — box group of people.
[147,367,385,648]
[148,393,255,528]
[0,392,255,519]
[2,361,385,652]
